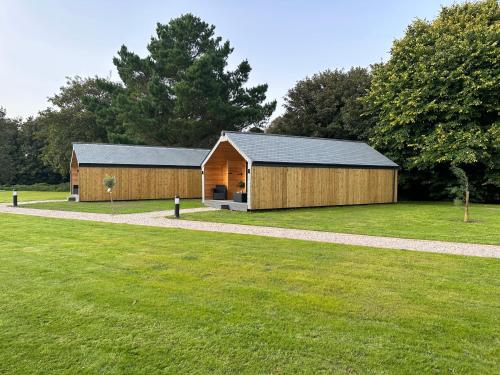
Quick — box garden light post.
[174,196,180,219]
[12,189,17,207]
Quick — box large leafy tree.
[365,0,499,202]
[268,67,373,141]
[40,76,119,176]
[108,13,276,147]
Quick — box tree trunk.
[464,190,469,223]
[109,191,114,215]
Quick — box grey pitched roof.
[73,143,209,167]
[224,132,398,168]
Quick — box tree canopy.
[106,13,276,147]
[365,0,499,201]
[268,67,373,141]
[38,76,118,176]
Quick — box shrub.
[0,182,70,192]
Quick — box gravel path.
[1,203,499,259]
[18,199,67,205]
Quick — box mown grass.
[181,201,500,245]
[0,213,498,374]
[23,199,203,214]
[0,190,68,203]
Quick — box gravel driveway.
[1,203,499,259]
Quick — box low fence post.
[13,189,17,207]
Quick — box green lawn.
[23,199,203,214]
[181,202,500,245]
[0,190,68,203]
[0,214,498,374]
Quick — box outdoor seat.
[213,185,227,200]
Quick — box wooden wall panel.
[203,141,246,199]
[393,169,398,203]
[78,167,202,201]
[250,166,397,210]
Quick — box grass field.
[181,202,500,245]
[0,213,498,374]
[23,199,203,214]
[0,190,68,203]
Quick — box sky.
[0,0,455,120]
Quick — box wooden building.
[71,143,209,201]
[202,132,399,211]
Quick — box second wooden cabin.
[70,143,209,201]
[202,131,399,210]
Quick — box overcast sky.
[0,0,454,120]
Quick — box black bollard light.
[174,195,180,219]
[12,189,17,207]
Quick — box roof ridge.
[222,131,366,144]
[72,142,210,151]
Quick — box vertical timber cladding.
[250,166,397,210]
[393,169,398,202]
[78,166,202,201]
[203,141,247,200]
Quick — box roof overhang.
[251,161,399,169]
[201,134,251,168]
[78,163,201,169]
[70,150,78,167]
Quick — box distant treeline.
[0,1,498,202]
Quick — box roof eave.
[78,163,201,169]
[251,161,399,169]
